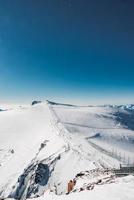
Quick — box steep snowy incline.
[0,101,98,199]
[0,102,65,198]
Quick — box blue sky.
[0,0,134,105]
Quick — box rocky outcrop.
[31,101,42,106]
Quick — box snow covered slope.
[51,102,134,167]
[0,102,66,198]
[27,175,134,200]
[0,101,134,200]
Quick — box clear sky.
[0,0,134,105]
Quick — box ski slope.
[0,101,134,200]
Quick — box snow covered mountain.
[0,101,134,200]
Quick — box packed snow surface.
[0,101,134,200]
[29,175,134,200]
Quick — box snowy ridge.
[0,101,134,200]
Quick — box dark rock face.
[9,163,50,200]
[47,100,75,107]
[31,101,41,106]
[114,110,134,131]
[0,109,6,111]
[35,163,49,186]
[25,164,50,199]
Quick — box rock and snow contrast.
[0,101,134,200]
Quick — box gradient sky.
[0,0,134,105]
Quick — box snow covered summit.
[0,101,134,200]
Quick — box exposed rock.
[35,163,49,185]
[31,101,41,106]
[71,169,116,194]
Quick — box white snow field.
[0,101,134,200]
